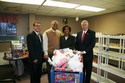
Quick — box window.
[0,22,17,41]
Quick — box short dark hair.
[33,21,40,27]
[62,25,71,33]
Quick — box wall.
[35,15,82,34]
[16,14,29,42]
[1,11,125,42]
[85,10,125,34]
[0,14,82,52]
[29,14,35,33]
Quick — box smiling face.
[33,22,41,32]
[81,20,89,31]
[62,25,71,36]
[64,27,70,35]
[51,20,58,31]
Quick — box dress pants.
[46,54,53,83]
[83,60,93,83]
[29,62,42,83]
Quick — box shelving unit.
[92,34,125,83]
[10,40,24,77]
[93,63,125,79]
[91,72,116,83]
[11,40,23,58]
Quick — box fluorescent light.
[1,0,45,5]
[43,1,79,8]
[76,5,105,12]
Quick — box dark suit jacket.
[76,29,95,61]
[60,35,75,50]
[26,31,44,63]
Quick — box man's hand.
[73,50,78,54]
[44,55,49,60]
[33,59,38,63]
[80,51,86,55]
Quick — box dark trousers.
[46,61,52,83]
[29,62,42,83]
[46,54,53,83]
[83,60,93,83]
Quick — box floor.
[16,73,96,83]
[16,74,48,83]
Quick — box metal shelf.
[91,72,116,83]
[93,63,125,79]
[94,35,125,83]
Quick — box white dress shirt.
[65,36,68,40]
[43,28,56,55]
[82,29,88,35]
[34,30,41,42]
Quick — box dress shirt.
[34,30,39,35]
[82,29,88,35]
[33,30,41,42]
[65,36,68,40]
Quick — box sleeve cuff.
[83,51,86,54]
[44,51,48,56]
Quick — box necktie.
[81,32,86,42]
[38,34,41,42]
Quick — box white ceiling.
[0,0,125,18]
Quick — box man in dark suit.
[27,21,44,83]
[76,20,95,83]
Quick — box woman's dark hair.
[62,25,71,33]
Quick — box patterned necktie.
[81,32,86,42]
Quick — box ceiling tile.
[0,0,124,18]
[1,2,22,7]
[21,4,40,10]
[38,6,56,11]
[66,0,90,4]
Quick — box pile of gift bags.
[48,48,83,72]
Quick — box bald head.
[81,20,89,31]
[51,20,58,31]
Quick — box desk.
[3,56,25,80]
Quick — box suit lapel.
[81,30,90,42]
[84,30,90,41]
[33,31,42,44]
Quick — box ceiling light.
[43,1,79,8]
[1,0,45,5]
[76,5,105,12]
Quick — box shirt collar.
[83,29,88,33]
[33,30,39,35]
[51,28,56,32]
[65,36,68,40]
